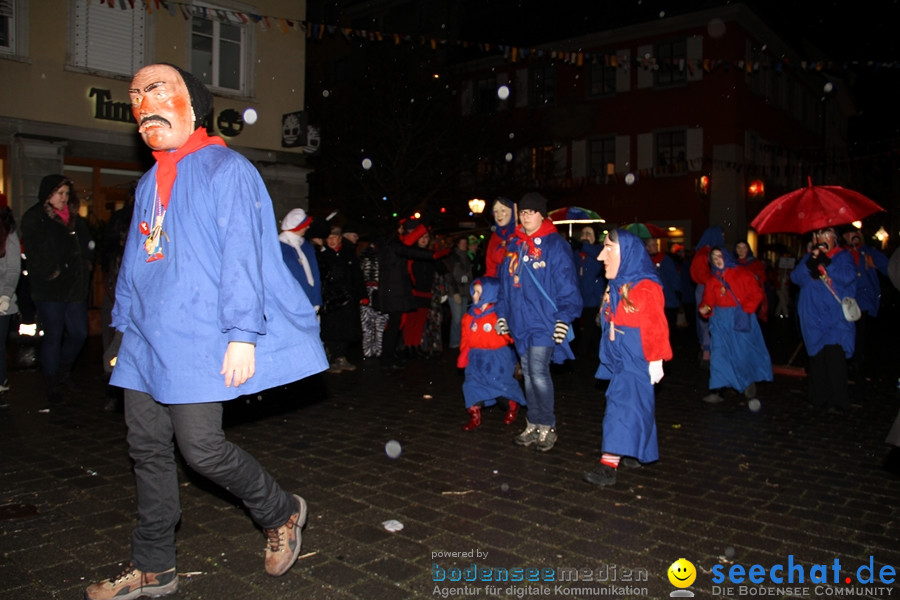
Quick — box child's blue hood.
[469,276,500,314]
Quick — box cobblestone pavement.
[1,316,899,600]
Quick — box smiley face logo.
[667,558,696,588]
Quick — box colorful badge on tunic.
[143,195,168,263]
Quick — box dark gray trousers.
[124,389,295,571]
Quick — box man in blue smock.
[85,64,328,600]
[840,226,888,376]
[791,227,856,411]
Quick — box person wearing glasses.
[495,192,581,452]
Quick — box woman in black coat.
[376,219,449,369]
[20,174,94,403]
[318,225,367,372]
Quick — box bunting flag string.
[537,146,899,191]
[98,0,899,72]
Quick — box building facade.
[452,3,853,249]
[0,0,313,227]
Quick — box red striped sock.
[600,453,620,469]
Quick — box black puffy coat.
[376,239,438,313]
[20,200,94,303]
[318,243,366,343]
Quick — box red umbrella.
[750,177,885,234]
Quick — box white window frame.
[655,128,687,174]
[189,1,253,96]
[588,54,616,98]
[69,0,147,78]
[654,37,687,87]
[0,0,27,58]
[588,136,616,177]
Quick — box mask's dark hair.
[162,63,214,130]
[607,228,619,243]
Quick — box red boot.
[503,400,519,425]
[462,406,482,431]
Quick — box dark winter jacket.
[20,198,94,303]
[318,243,366,342]
[376,238,441,313]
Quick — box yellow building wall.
[0,0,307,153]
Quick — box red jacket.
[700,266,764,314]
[457,306,514,367]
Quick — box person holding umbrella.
[790,227,857,411]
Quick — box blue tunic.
[280,240,322,308]
[790,249,856,358]
[496,225,582,364]
[574,241,605,308]
[848,245,889,315]
[111,145,328,403]
[704,254,773,392]
[595,230,671,464]
[460,277,525,409]
[708,306,773,392]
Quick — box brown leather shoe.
[264,494,307,576]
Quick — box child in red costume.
[458,278,526,430]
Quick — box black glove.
[807,251,831,279]
[552,321,569,344]
[496,317,510,336]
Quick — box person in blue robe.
[86,64,328,600]
[585,229,672,487]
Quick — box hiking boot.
[584,463,617,486]
[326,362,343,374]
[514,420,539,447]
[743,382,757,399]
[335,357,357,371]
[84,564,178,600]
[264,494,307,576]
[533,425,558,452]
[620,457,642,469]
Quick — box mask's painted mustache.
[140,115,172,127]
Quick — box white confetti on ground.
[385,440,402,458]
[382,519,404,532]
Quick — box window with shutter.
[0,0,16,55]
[72,0,145,77]
[589,137,616,177]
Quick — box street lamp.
[468,198,486,215]
[875,226,889,249]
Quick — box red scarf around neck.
[152,128,226,210]
[53,205,71,225]
[513,218,558,257]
